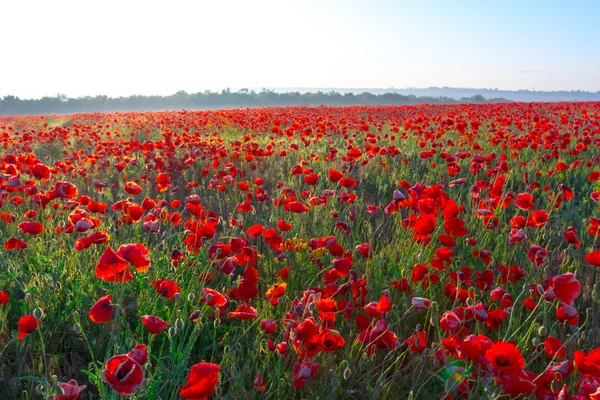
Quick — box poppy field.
[2,102,600,399]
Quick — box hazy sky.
[1,0,599,98]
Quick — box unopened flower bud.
[343,368,351,380]
[33,307,44,320]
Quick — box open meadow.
[1,103,600,399]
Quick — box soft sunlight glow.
[1,0,599,98]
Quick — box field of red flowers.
[1,103,600,399]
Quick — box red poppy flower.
[332,257,352,277]
[202,288,229,308]
[117,243,151,272]
[355,243,373,258]
[328,169,344,183]
[526,210,548,228]
[101,350,146,394]
[319,329,345,352]
[284,201,309,213]
[88,294,113,323]
[95,246,133,282]
[30,162,51,180]
[140,315,168,334]
[405,330,427,353]
[543,336,566,359]
[180,363,220,400]
[265,282,286,306]
[559,229,578,250]
[439,311,461,333]
[253,372,265,391]
[54,181,78,199]
[227,304,258,320]
[496,370,535,397]
[485,341,524,373]
[291,361,320,388]
[259,318,277,334]
[527,244,547,267]
[17,315,40,339]
[546,273,580,306]
[0,291,9,305]
[18,221,44,235]
[124,181,143,195]
[152,278,180,299]
[584,250,600,267]
[339,177,357,188]
[4,237,28,250]
[574,347,600,375]
[304,173,319,185]
[277,219,292,232]
[514,193,535,210]
[55,379,86,400]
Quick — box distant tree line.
[0,89,509,116]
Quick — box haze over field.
[1,0,599,99]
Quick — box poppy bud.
[116,345,124,354]
[415,324,422,331]
[173,293,181,301]
[430,316,438,327]
[537,284,545,296]
[538,326,548,337]
[532,337,540,347]
[169,327,177,337]
[343,368,351,380]
[126,337,135,348]
[465,297,474,307]
[73,323,81,334]
[176,318,185,331]
[187,293,195,302]
[33,307,44,320]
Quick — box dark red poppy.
[253,372,265,391]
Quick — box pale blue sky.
[1,0,598,98]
